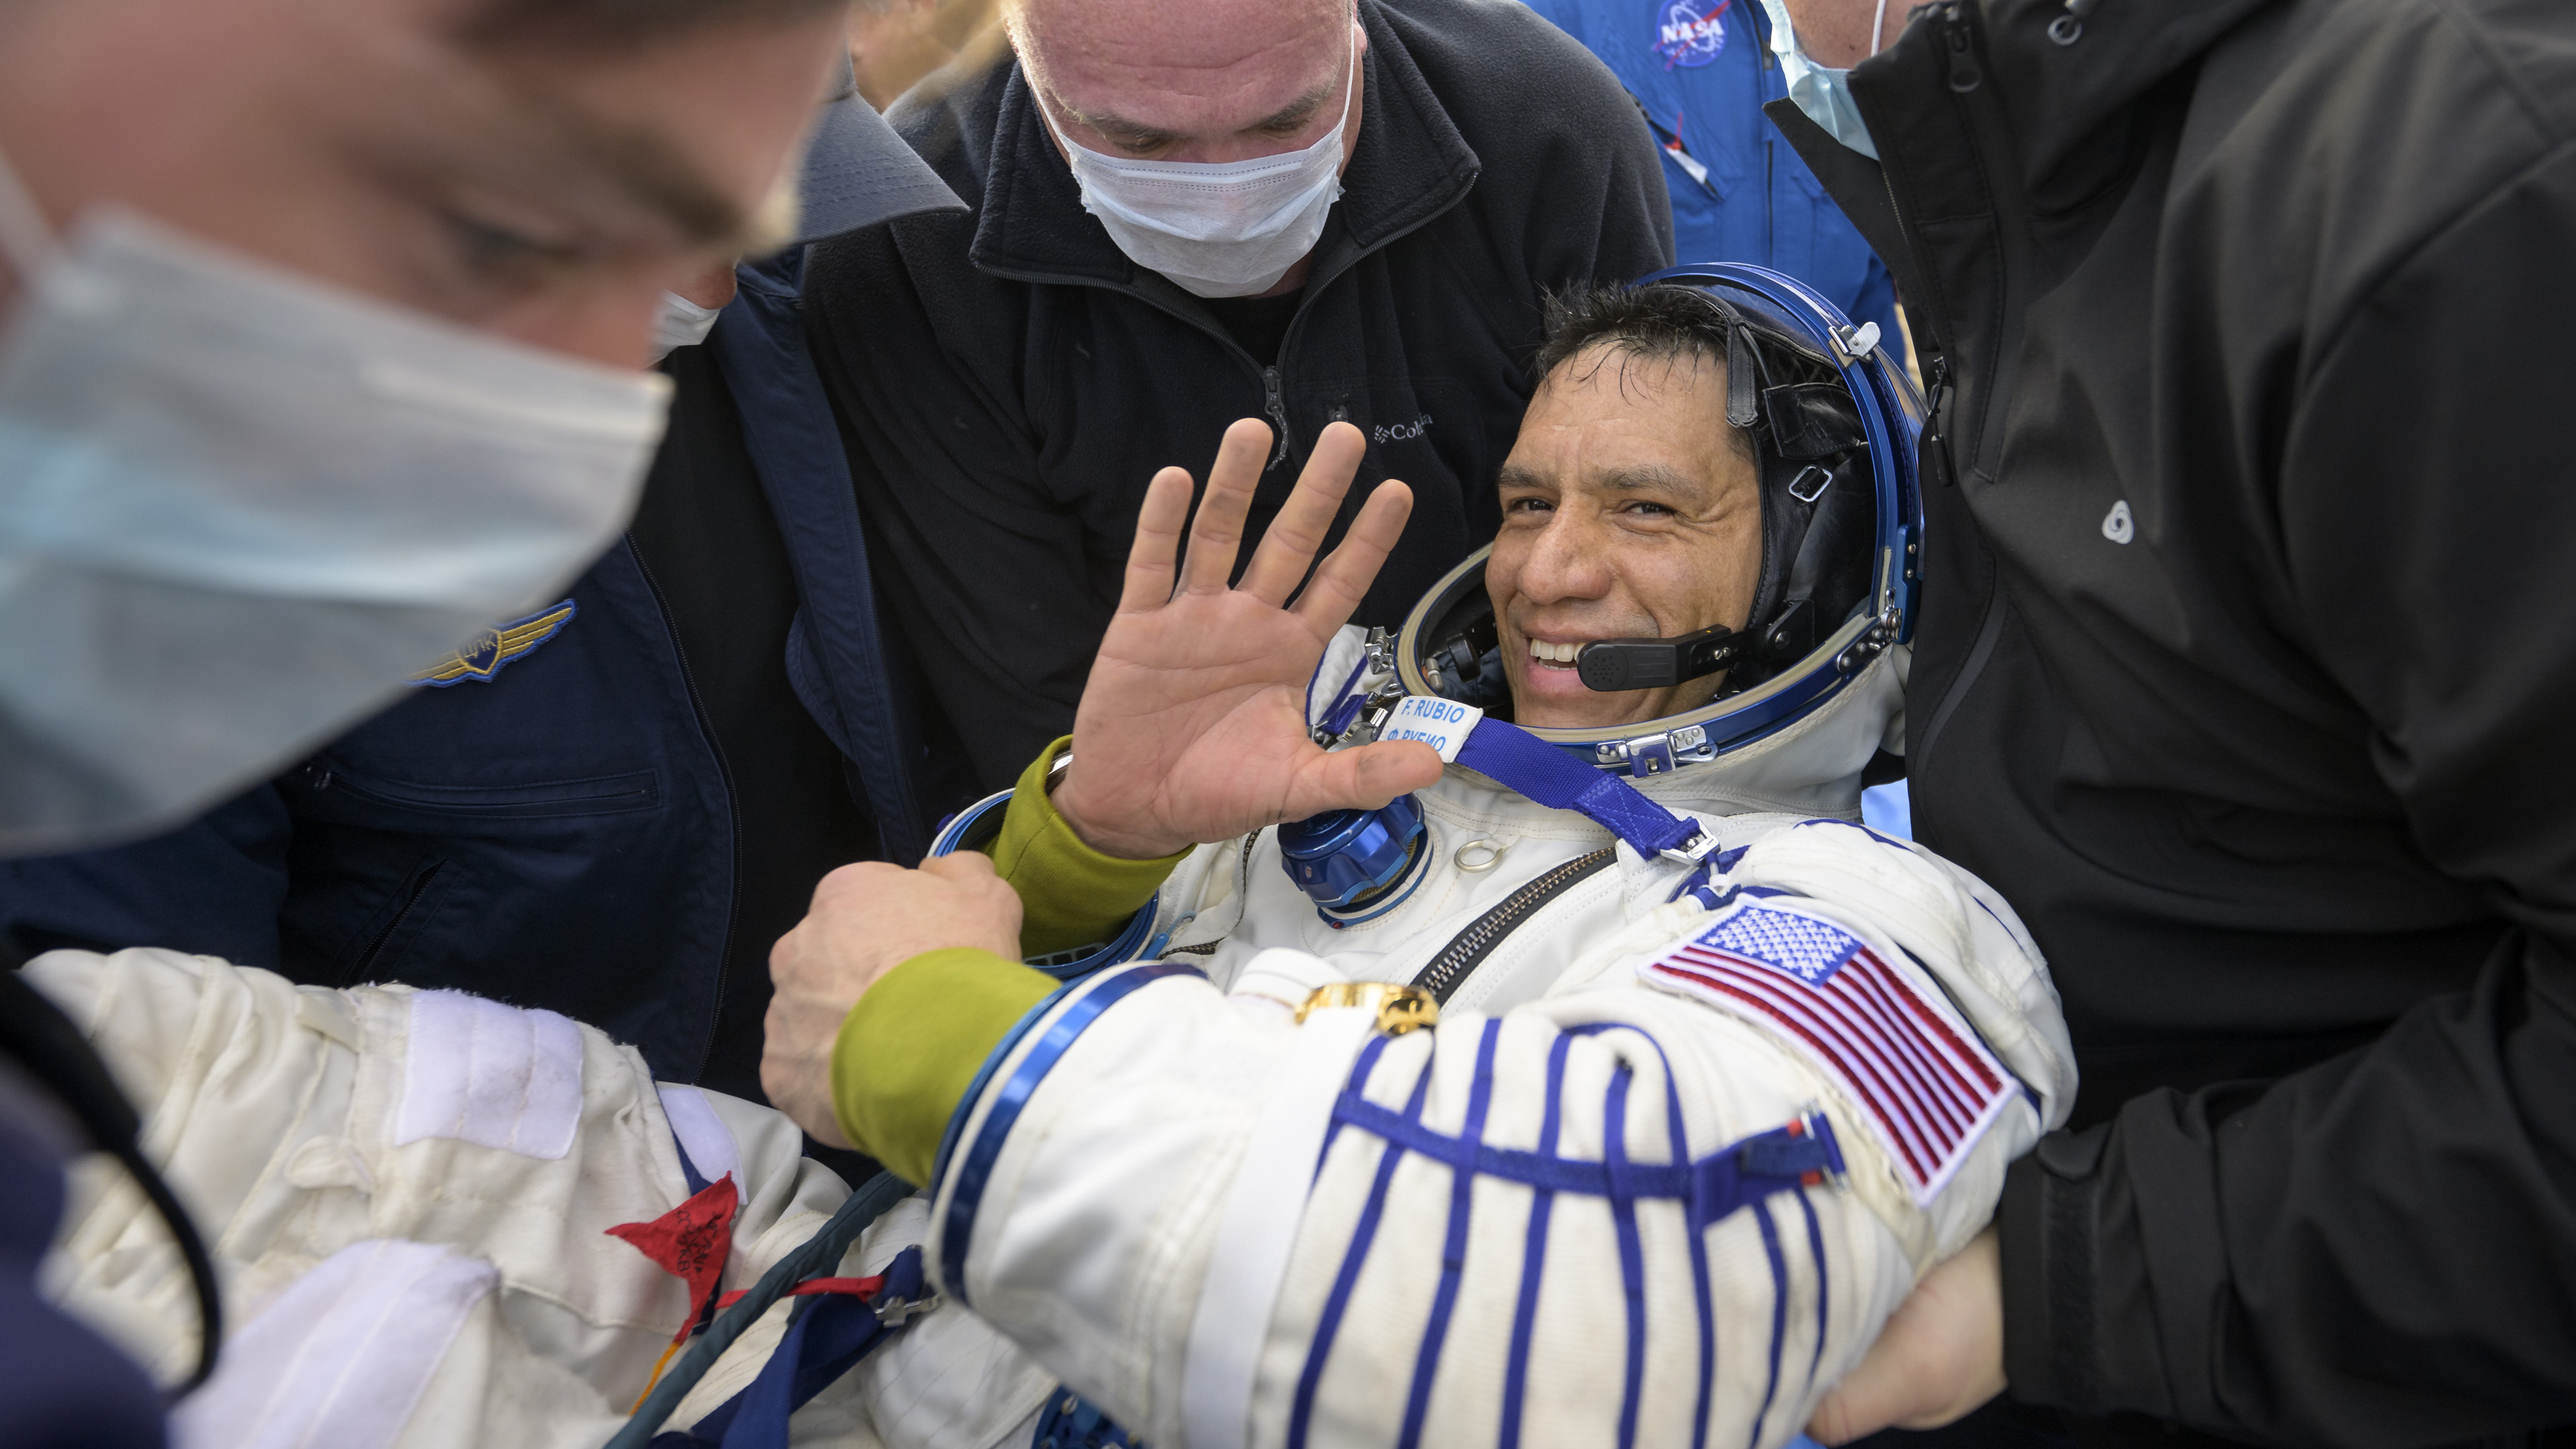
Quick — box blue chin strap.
[1452,718,1710,859]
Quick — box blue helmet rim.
[1395,263,1924,769]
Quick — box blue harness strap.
[612,1170,913,1449]
[1032,1387,1146,1448]
[648,1246,932,1449]
[1452,719,1704,857]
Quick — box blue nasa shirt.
[1524,0,1899,350]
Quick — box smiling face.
[0,0,846,368]
[1487,343,1764,730]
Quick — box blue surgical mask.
[1759,0,1887,161]
[0,147,669,853]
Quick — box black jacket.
[1776,1,2576,1442]
[803,0,1673,787]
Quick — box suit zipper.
[1409,847,1617,1004]
[625,533,744,1083]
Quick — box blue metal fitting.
[1277,793,1427,911]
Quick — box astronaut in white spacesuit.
[760,270,2078,1449]
[29,271,2068,1449]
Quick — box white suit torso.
[917,644,2078,1449]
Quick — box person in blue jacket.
[1520,0,1899,352]
[0,60,968,1112]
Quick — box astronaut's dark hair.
[1533,283,1764,459]
[1534,282,1844,461]
[1536,283,1741,380]
[463,0,847,49]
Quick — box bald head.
[1010,0,1365,165]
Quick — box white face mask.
[1037,26,1358,298]
[1759,0,1888,161]
[0,151,670,853]
[649,289,724,362]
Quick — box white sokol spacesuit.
[888,269,2076,1449]
[28,268,2072,1449]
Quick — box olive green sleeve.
[985,736,1188,957]
[829,948,1056,1185]
[826,741,1192,1184]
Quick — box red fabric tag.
[606,1174,741,1344]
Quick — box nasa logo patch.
[1655,0,1731,68]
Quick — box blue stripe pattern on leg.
[1317,1034,1393,1178]
[1498,1033,1574,1449]
[1661,1060,1717,1449]
[1569,1022,1718,1449]
[1604,1067,1646,1449]
[1288,1043,1435,1449]
[1796,1189,1830,1405]
[1319,1020,1835,1449]
[1396,1020,1502,1448]
[1746,1199,1790,1449]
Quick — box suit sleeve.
[1999,148,2576,1442]
[0,783,293,969]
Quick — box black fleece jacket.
[1775,1,2576,1442]
[802,0,1671,789]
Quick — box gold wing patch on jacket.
[409,600,579,687]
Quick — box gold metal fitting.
[1294,982,1439,1035]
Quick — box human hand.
[1808,1228,2007,1443]
[758,853,1023,1147]
[1051,418,1446,859]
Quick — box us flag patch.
[1640,899,2020,1205]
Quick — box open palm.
[1052,418,1445,860]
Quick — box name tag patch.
[1640,899,2018,1204]
[1379,695,1481,762]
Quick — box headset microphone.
[1574,624,1742,692]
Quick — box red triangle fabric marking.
[606,1174,741,1346]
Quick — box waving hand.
[1050,418,1445,859]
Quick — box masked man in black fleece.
[1760,2,2576,1447]
[799,0,1674,795]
